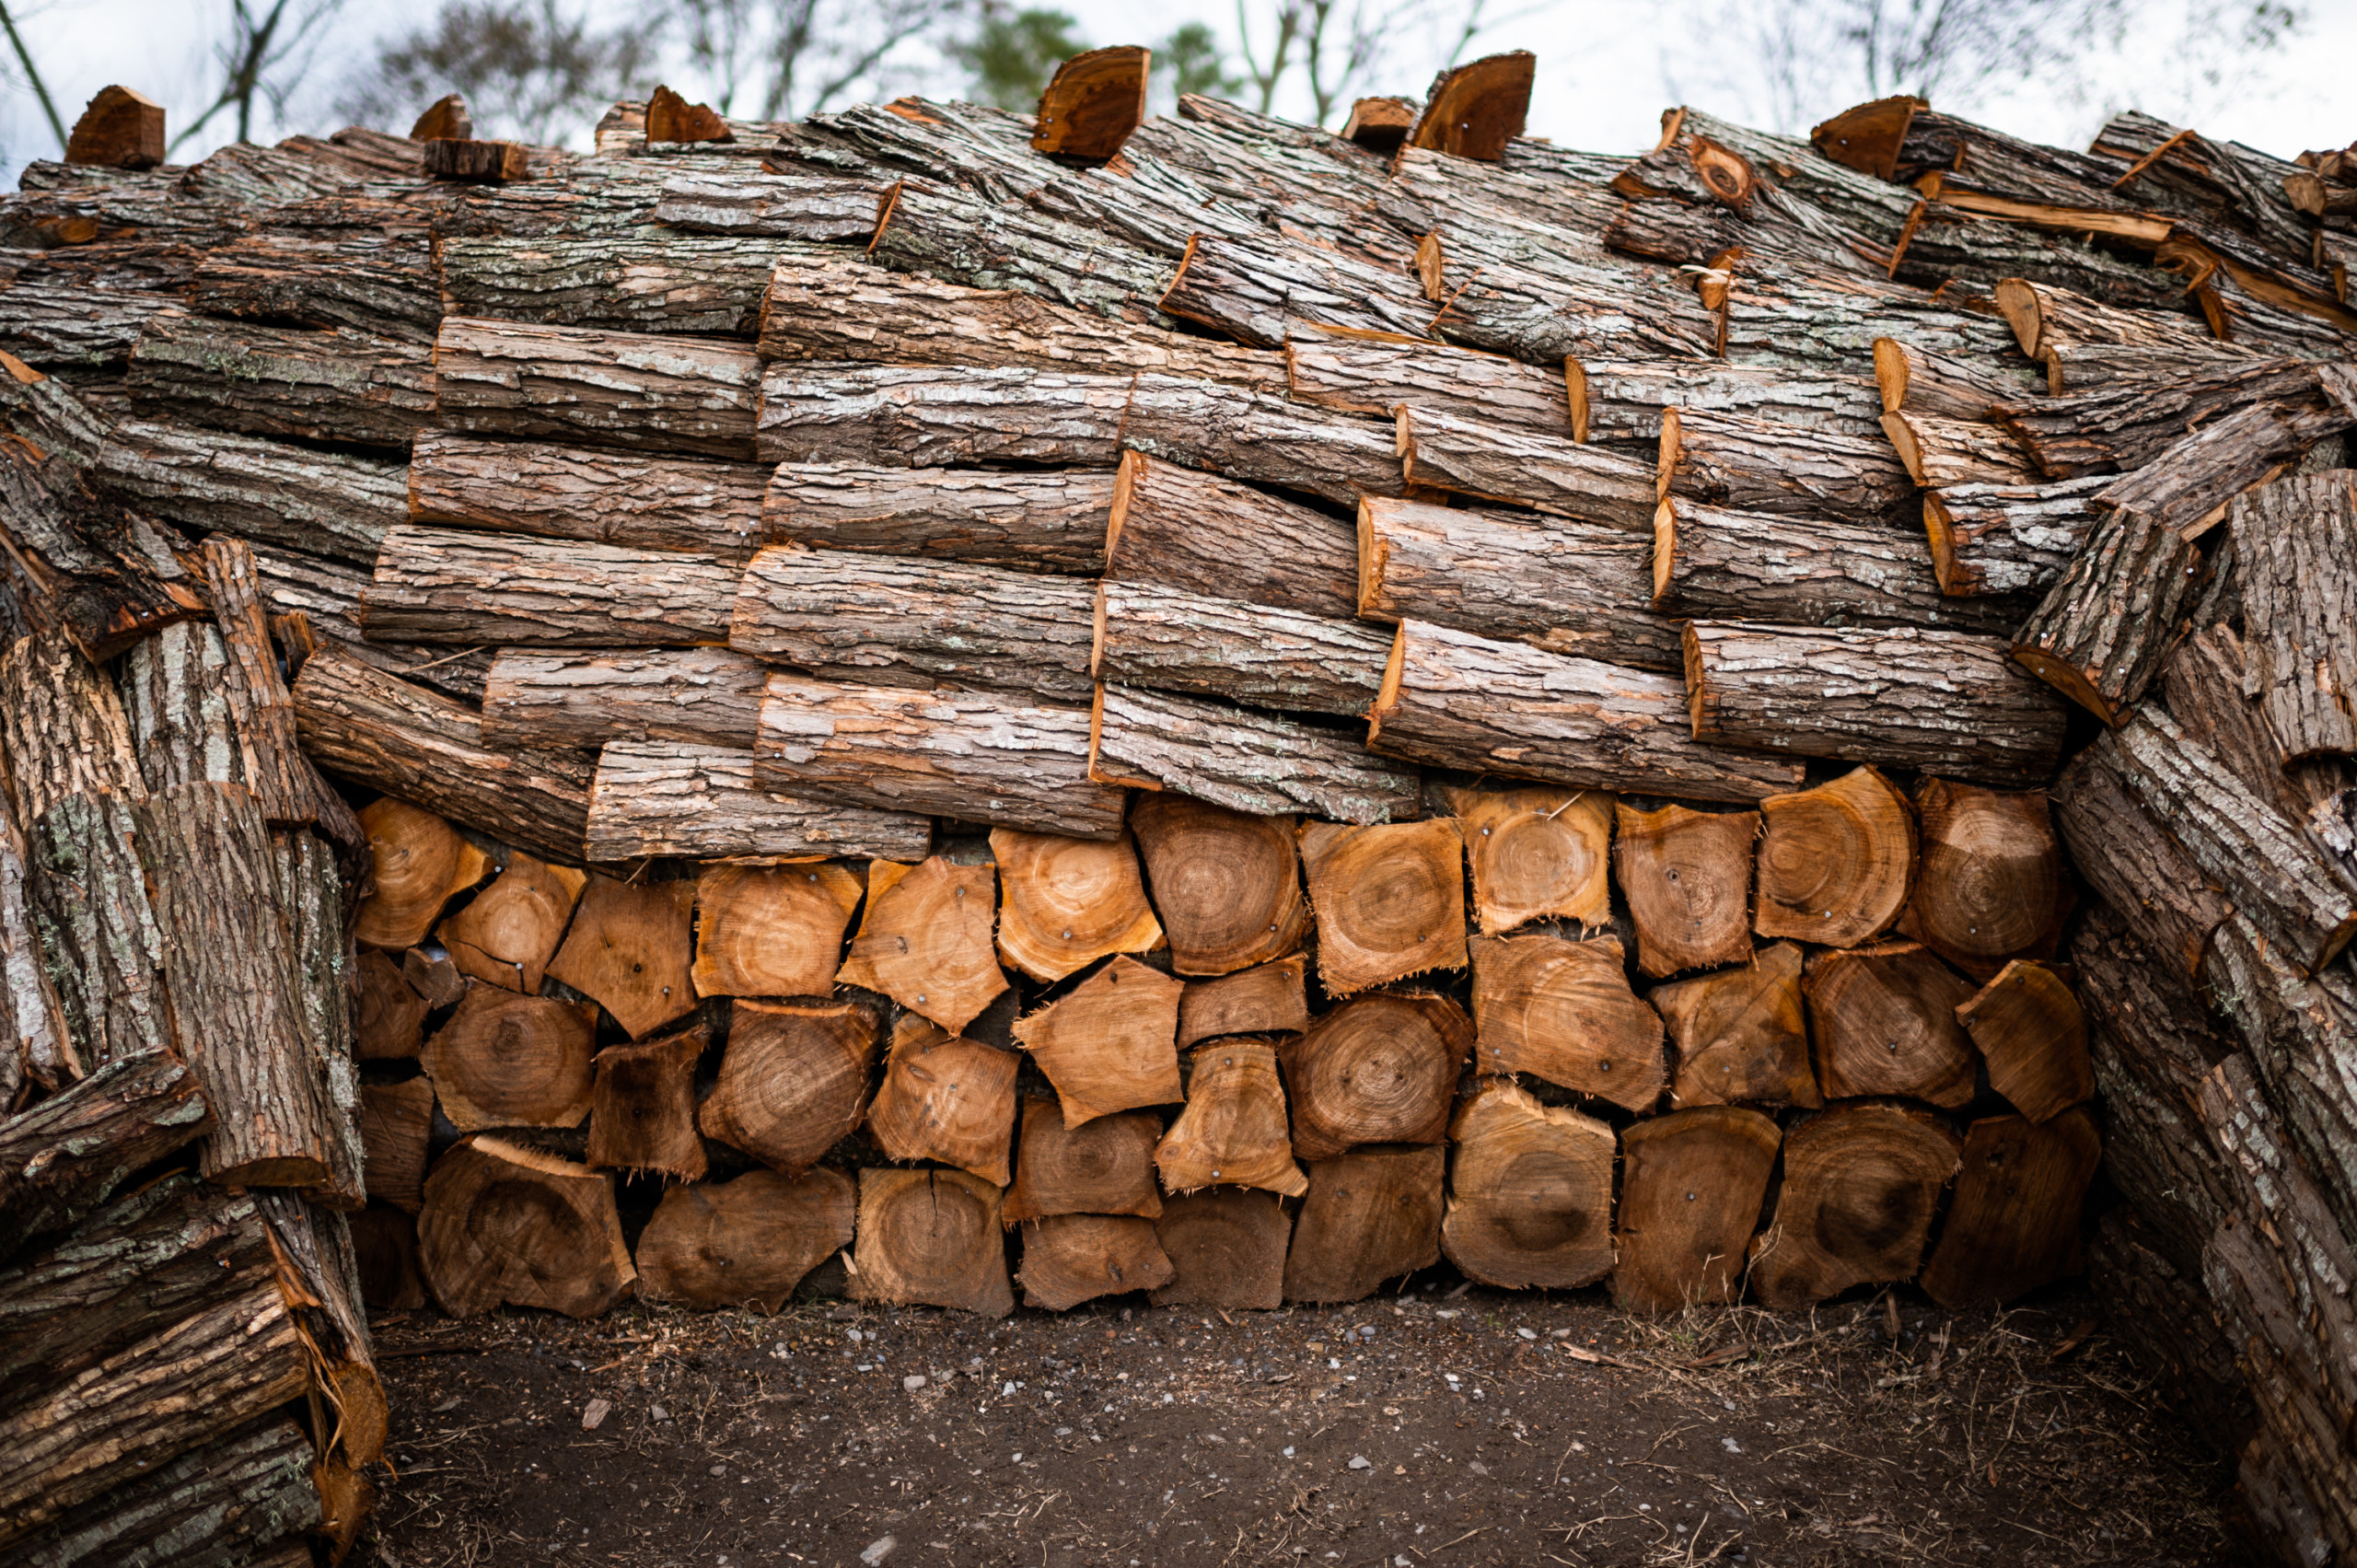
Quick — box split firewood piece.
[1613,804,1758,978]
[1178,958,1308,1047]
[637,1167,854,1313]
[1105,450,1357,618]
[359,1079,435,1214]
[1899,777,2071,978]
[836,856,1007,1033]
[1395,407,1658,529]
[587,741,935,865]
[409,93,470,141]
[586,1022,708,1180]
[1155,1038,1308,1197]
[0,1050,207,1258]
[1446,784,1612,935]
[1368,621,1805,806]
[1341,95,1417,154]
[866,1017,1018,1186]
[1880,409,2038,488]
[691,861,862,999]
[1440,1078,1616,1290]
[2164,624,2355,824]
[0,762,69,1097]
[851,1167,1013,1318]
[422,138,530,181]
[1003,1096,1162,1223]
[1018,1214,1174,1310]
[2090,394,2351,539]
[1804,942,1980,1107]
[1922,476,2109,598]
[1469,933,1666,1110]
[698,1000,879,1174]
[1283,1145,1446,1305]
[2050,746,2223,981]
[1093,580,1392,718]
[435,853,586,993]
[545,874,697,1040]
[644,84,731,144]
[1089,684,1422,828]
[1297,819,1468,995]
[1407,51,1532,159]
[419,985,597,1132]
[251,1186,388,1469]
[2231,472,2357,761]
[355,948,428,1060]
[18,1414,323,1568]
[1280,992,1470,1160]
[1130,795,1307,976]
[2010,506,2203,726]
[1611,1105,1780,1315]
[1030,45,1148,160]
[1684,621,2072,789]
[1150,1188,1292,1309]
[1655,942,1819,1109]
[416,1135,635,1318]
[1011,956,1183,1126]
[353,798,487,950]
[1658,407,1916,526]
[352,1206,427,1310]
[757,675,1126,840]
[991,828,1163,983]
[1754,768,1916,948]
[65,85,164,168]
[403,947,467,1011]
[1957,960,2093,1123]
[483,648,770,751]
[1918,1109,2101,1307]
[1747,1102,1964,1309]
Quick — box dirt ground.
[352,1277,2243,1568]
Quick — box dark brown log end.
[423,138,529,183]
[637,1168,853,1312]
[1017,1213,1174,1310]
[409,93,471,142]
[1807,95,1923,181]
[1151,1187,1291,1309]
[1441,1079,1614,1289]
[1341,96,1417,156]
[1283,1145,1444,1304]
[1030,46,1150,162]
[65,85,164,169]
[645,85,733,145]
[851,1167,1014,1318]
[1406,52,1534,161]
[1612,1106,1780,1315]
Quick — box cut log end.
[1029,46,1150,162]
[65,85,164,169]
[1406,52,1535,161]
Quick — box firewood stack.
[1,63,2354,1565]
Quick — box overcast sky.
[1,0,2350,184]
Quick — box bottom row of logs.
[355,1079,2102,1320]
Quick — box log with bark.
[0,744,72,1098]
[2204,912,2357,1244]
[127,316,435,450]
[0,437,205,664]
[420,984,597,1132]
[1150,1188,1291,1309]
[1361,495,1682,669]
[1011,956,1183,1125]
[1682,621,2071,788]
[730,545,1096,703]
[1286,325,1572,437]
[0,1050,207,1258]
[586,1022,708,1180]
[2164,624,2354,824]
[360,525,741,647]
[1296,820,1468,996]
[764,463,1115,577]
[863,177,1174,328]
[1754,767,1916,947]
[837,857,1008,1033]
[651,173,879,239]
[1611,1106,1780,1315]
[1281,1145,1445,1306]
[1002,1097,1162,1223]
[1657,406,1918,525]
[698,1000,877,1173]
[1394,406,1656,528]
[1747,1102,1962,1309]
[436,852,584,993]
[191,226,442,344]
[482,647,767,752]
[1871,337,2043,422]
[1093,580,1392,718]
[990,828,1163,983]
[416,1135,635,1318]
[1568,356,1885,444]
[1440,1078,1615,1289]
[408,434,767,562]
[1654,940,1818,1109]
[1155,1037,1307,1197]
[1993,358,2322,478]
[1156,230,1434,348]
[545,873,697,1040]
[755,675,1126,840]
[1089,684,1422,827]
[1446,783,1613,935]
[1105,451,1357,619]
[439,234,815,337]
[87,418,397,570]
[1803,941,1980,1107]
[634,1167,855,1312]
[2090,393,2354,538]
[1280,992,1470,1159]
[1469,933,1666,1110]
[1920,475,2108,598]
[1367,620,1805,805]
[8,1412,321,1568]
[1880,408,2039,489]
[850,1167,1013,1319]
[1612,803,1758,978]
[1918,1109,2101,1307]
[2231,472,2357,762]
[691,861,862,1000]
[432,317,762,460]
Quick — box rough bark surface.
[408,434,767,562]
[0,1051,209,1256]
[1658,407,1917,525]
[1089,684,1421,826]
[1396,406,1656,529]
[440,234,813,337]
[1095,581,1392,719]
[361,525,741,648]
[2232,472,2357,761]
[433,316,762,460]
[1569,356,1883,443]
[1287,327,1572,437]
[1922,475,2108,598]
[126,316,435,449]
[586,741,932,864]
[1105,452,1357,619]
[482,647,768,752]
[765,464,1114,577]
[1655,498,2025,635]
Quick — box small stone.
[861,1539,897,1565]
[709,1463,727,1477]
[1469,1459,1490,1477]
[1516,1327,1537,1341]
[1723,1436,1744,1453]
[650,1404,670,1422]
[1347,1455,1371,1470]
[903,1375,928,1392]
[580,1399,610,1431]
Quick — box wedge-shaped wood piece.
[1446,784,1612,935]
[1395,407,1656,530]
[1612,1105,1779,1315]
[1090,684,1422,827]
[65,84,164,168]
[756,675,1127,840]
[692,861,862,999]
[1105,450,1357,618]
[1747,1102,1962,1309]
[1029,45,1148,159]
[482,647,769,751]
[1012,956,1183,1126]
[1369,621,1805,806]
[1899,778,2070,979]
[1469,933,1666,1110]
[403,947,466,1010]
[1804,942,1979,1107]
[1298,819,1468,996]
[0,1050,209,1256]
[1655,942,1819,1109]
[420,984,597,1132]
[1957,961,2092,1122]
[352,954,424,1060]
[417,1136,635,1318]
[547,873,697,1040]
[852,1166,1013,1318]
[354,798,486,950]
[1283,1145,1445,1305]
[587,1022,708,1180]
[636,1167,855,1313]
[359,1079,435,1214]
[1281,992,1470,1160]
[1754,768,1916,948]
[1688,621,2073,789]
[2232,472,2357,761]
[1155,1038,1307,1197]
[412,436,767,562]
[1178,958,1308,1047]
[1407,51,1532,159]
[866,1017,1018,1186]
[992,828,1163,983]
[1659,407,1916,526]
[1341,95,1416,153]
[1150,1188,1292,1309]
[1918,1109,2100,1307]
[436,853,586,993]
[1441,1078,1615,1289]
[1130,795,1306,976]
[587,741,935,864]
[837,856,1007,1033]
[1018,1213,1172,1310]
[1614,803,1757,978]
[1003,1096,1162,1223]
[698,1000,879,1173]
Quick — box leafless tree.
[0,0,65,152]
[176,0,351,152]
[338,0,657,146]
[675,0,970,122]
[1232,0,1503,127]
